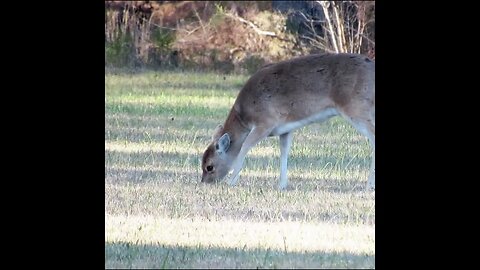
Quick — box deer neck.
[222,109,251,158]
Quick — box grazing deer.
[201,53,375,190]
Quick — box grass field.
[105,69,375,268]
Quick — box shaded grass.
[105,69,375,268]
[105,242,374,269]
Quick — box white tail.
[201,53,375,190]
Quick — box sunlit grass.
[105,69,375,268]
[105,216,374,268]
[106,216,374,253]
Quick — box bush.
[105,30,135,67]
[104,1,374,72]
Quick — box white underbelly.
[269,108,338,136]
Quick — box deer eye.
[206,165,214,172]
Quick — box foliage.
[104,1,375,71]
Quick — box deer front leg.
[227,126,273,186]
[278,132,293,190]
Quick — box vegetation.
[104,1,375,72]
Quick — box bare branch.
[297,11,324,24]
[360,33,375,46]
[184,26,202,36]
[319,1,339,53]
[224,13,276,37]
[331,2,346,52]
[139,17,177,31]
[343,24,375,46]
[139,16,203,37]
[300,35,336,53]
[192,5,207,36]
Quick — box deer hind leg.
[227,126,273,186]
[354,120,375,191]
[339,110,375,191]
[368,148,375,190]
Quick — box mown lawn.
[105,69,375,268]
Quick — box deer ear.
[215,133,231,153]
[212,124,224,140]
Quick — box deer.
[201,53,375,191]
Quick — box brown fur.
[201,53,375,190]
